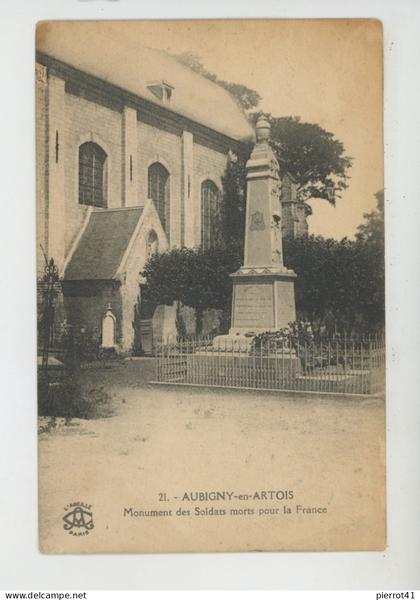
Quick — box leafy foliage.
[221,114,353,222]
[250,113,353,206]
[38,379,113,420]
[252,321,315,351]
[221,152,248,255]
[283,191,385,335]
[142,191,384,337]
[356,190,384,244]
[354,190,385,330]
[141,246,242,333]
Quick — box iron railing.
[155,335,385,396]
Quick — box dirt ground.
[38,358,386,554]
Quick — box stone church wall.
[36,59,244,350]
[37,62,234,268]
[63,91,123,254]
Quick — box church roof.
[64,207,144,281]
[36,22,255,143]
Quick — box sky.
[59,20,384,240]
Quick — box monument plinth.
[218,117,296,347]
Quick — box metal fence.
[155,335,385,396]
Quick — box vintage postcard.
[36,19,385,553]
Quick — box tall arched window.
[78,142,107,208]
[148,162,170,237]
[201,180,222,249]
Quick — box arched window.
[201,180,222,249]
[79,142,107,208]
[146,230,159,258]
[148,163,170,237]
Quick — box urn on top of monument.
[256,115,270,142]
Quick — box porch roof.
[64,207,144,281]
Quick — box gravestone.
[214,116,297,349]
[101,303,116,348]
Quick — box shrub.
[251,320,315,352]
[38,377,113,420]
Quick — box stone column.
[243,116,284,268]
[122,106,138,207]
[182,131,194,247]
[47,74,66,271]
[228,116,297,336]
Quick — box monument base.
[209,265,299,374]
[212,334,253,352]
[229,266,297,335]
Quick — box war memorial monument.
[213,115,297,350]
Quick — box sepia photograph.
[36,19,385,554]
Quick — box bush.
[38,377,113,420]
[252,321,315,352]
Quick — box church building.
[36,23,254,353]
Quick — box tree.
[355,190,384,244]
[221,115,353,235]
[283,191,385,335]
[141,246,242,334]
[172,51,261,111]
[221,152,248,255]
[249,113,353,207]
[353,190,385,331]
[219,115,353,252]
[141,248,196,307]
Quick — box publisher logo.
[62,502,94,536]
